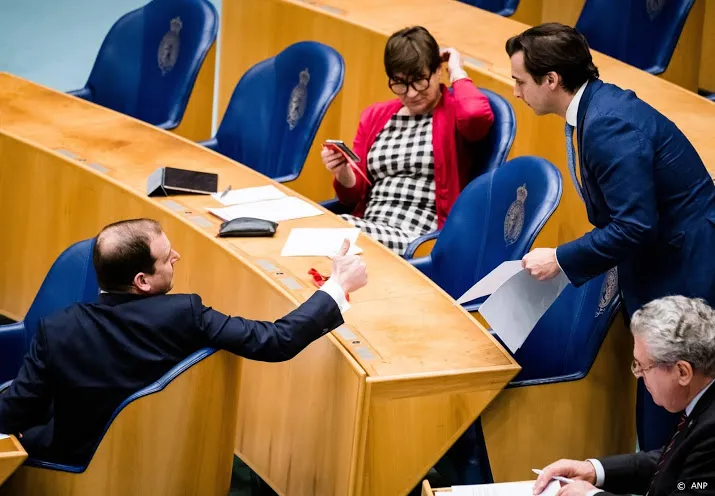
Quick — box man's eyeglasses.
[388,74,432,96]
[631,359,672,378]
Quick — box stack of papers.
[452,480,559,496]
[457,260,570,353]
[0,433,8,440]
[211,185,286,206]
[208,196,323,223]
[281,228,362,256]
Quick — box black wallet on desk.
[218,217,278,237]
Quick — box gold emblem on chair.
[286,68,310,130]
[504,184,528,246]
[158,17,182,75]
[596,268,619,317]
[646,0,667,20]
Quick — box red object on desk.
[308,268,350,302]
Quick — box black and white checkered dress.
[340,112,438,255]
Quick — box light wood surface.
[511,0,705,92]
[0,73,519,496]
[0,351,238,496]
[700,0,715,93]
[481,313,637,481]
[0,436,26,487]
[218,0,715,255]
[171,42,216,142]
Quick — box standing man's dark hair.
[505,23,599,93]
[93,218,163,292]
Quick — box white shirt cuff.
[587,459,605,487]
[586,490,604,496]
[319,278,351,313]
[554,250,571,284]
[450,68,469,84]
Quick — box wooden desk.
[0,73,519,496]
[0,436,27,487]
[217,0,715,252]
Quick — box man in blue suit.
[0,218,367,465]
[506,24,715,451]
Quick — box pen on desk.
[219,185,232,199]
[532,468,576,484]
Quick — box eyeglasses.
[388,74,433,95]
[631,359,671,378]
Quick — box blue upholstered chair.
[1,349,239,495]
[0,239,99,384]
[456,0,520,16]
[200,41,345,183]
[575,0,695,75]
[322,88,516,251]
[68,0,218,130]
[408,155,562,312]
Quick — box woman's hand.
[321,147,356,188]
[440,47,468,82]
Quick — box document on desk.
[281,228,362,256]
[208,197,323,223]
[0,434,8,440]
[479,269,570,353]
[452,480,559,496]
[211,185,286,206]
[456,261,523,304]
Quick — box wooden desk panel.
[0,436,26,487]
[0,73,518,496]
[171,42,216,142]
[700,0,715,93]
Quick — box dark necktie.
[565,122,584,203]
[646,412,688,496]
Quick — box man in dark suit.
[0,218,367,465]
[506,23,715,451]
[533,296,715,496]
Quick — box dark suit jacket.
[597,382,715,496]
[556,79,715,317]
[0,291,342,465]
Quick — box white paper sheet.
[452,480,559,496]
[207,197,323,223]
[0,434,8,440]
[480,270,570,353]
[456,260,524,304]
[281,228,362,256]
[211,185,286,206]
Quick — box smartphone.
[324,139,361,163]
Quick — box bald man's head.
[93,219,164,293]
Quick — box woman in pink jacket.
[321,26,494,255]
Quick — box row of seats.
[461,0,701,80]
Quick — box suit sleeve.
[596,450,660,495]
[451,78,494,142]
[194,291,344,362]
[0,322,53,434]
[556,116,658,287]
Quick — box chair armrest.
[0,380,11,394]
[409,256,433,279]
[320,198,352,215]
[403,230,441,259]
[67,87,92,101]
[155,120,179,131]
[198,137,219,151]
[0,321,27,383]
[272,173,300,183]
[462,298,486,313]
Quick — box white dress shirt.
[587,379,715,493]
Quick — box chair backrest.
[84,0,218,126]
[23,239,99,350]
[214,41,345,182]
[575,0,695,74]
[511,269,622,383]
[457,0,520,16]
[428,156,562,300]
[471,89,516,177]
[5,349,239,496]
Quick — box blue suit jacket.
[0,291,342,465]
[556,80,715,317]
